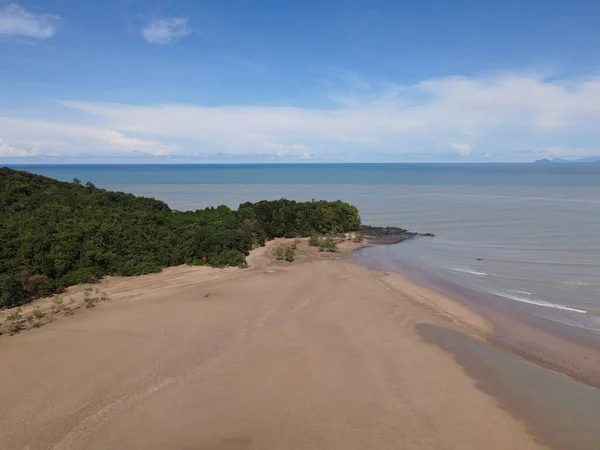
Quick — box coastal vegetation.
[308,233,339,252]
[0,167,360,308]
[318,238,338,252]
[275,244,296,262]
[309,232,321,247]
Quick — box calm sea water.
[9,164,600,331]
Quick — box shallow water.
[419,324,600,450]
[10,163,600,330]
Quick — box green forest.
[0,168,361,308]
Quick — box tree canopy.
[0,167,361,308]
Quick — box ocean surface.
[9,163,600,331]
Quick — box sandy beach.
[0,239,598,450]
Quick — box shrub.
[318,238,338,253]
[25,311,44,329]
[6,307,23,323]
[32,307,45,319]
[275,245,295,262]
[51,297,67,314]
[6,307,24,335]
[285,246,295,262]
[308,232,320,247]
[353,233,364,243]
[275,246,284,260]
[84,298,96,308]
[83,288,99,308]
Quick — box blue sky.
[1,0,600,163]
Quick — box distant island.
[535,156,600,163]
[0,168,363,308]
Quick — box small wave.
[450,267,488,276]
[560,281,600,287]
[506,289,532,295]
[467,272,600,289]
[486,259,600,268]
[489,290,587,314]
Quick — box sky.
[1,0,600,164]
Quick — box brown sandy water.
[419,324,600,450]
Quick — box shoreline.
[3,235,599,390]
[354,240,600,390]
[3,234,599,391]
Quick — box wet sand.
[413,269,600,389]
[0,240,598,449]
[355,247,600,389]
[419,324,600,450]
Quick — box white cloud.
[0,3,58,38]
[449,143,472,157]
[60,74,600,145]
[3,73,600,161]
[142,17,190,45]
[0,138,39,157]
[0,117,178,157]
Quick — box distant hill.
[535,157,600,163]
[0,168,361,308]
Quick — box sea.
[8,163,600,332]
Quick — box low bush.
[308,232,320,247]
[83,287,99,308]
[275,245,295,262]
[285,246,295,262]
[6,307,24,335]
[318,238,338,253]
[32,307,45,319]
[51,297,65,314]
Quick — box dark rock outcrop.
[358,226,435,245]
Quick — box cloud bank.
[0,138,39,157]
[0,2,58,38]
[2,73,600,161]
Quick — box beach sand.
[0,239,598,449]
